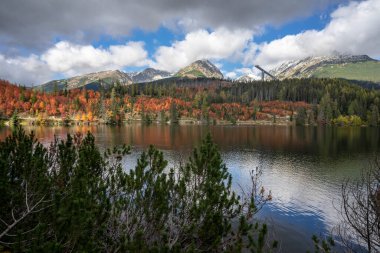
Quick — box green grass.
[312,61,380,83]
[177,69,206,78]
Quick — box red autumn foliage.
[0,79,311,122]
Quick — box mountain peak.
[131,68,172,83]
[270,54,379,82]
[236,73,261,82]
[175,59,223,79]
[193,59,214,66]
[37,69,133,92]
[302,54,374,64]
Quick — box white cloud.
[228,67,262,80]
[3,0,380,85]
[0,41,149,85]
[252,0,380,69]
[41,41,149,76]
[0,0,334,51]
[152,28,253,72]
[0,54,54,85]
[225,72,237,79]
[235,67,256,75]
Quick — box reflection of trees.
[368,128,380,153]
[316,127,379,157]
[337,160,380,253]
[0,125,379,156]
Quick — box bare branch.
[0,194,48,241]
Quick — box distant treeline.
[1,78,379,125]
[121,78,380,124]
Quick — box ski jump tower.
[254,65,277,81]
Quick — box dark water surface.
[1,124,379,252]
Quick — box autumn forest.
[0,77,379,126]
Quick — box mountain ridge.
[175,60,223,79]
[132,68,172,83]
[36,60,224,91]
[270,54,380,82]
[36,70,133,92]
[35,55,380,92]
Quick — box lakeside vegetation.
[0,127,379,252]
[0,128,275,252]
[0,77,379,127]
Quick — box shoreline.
[1,116,371,127]
[2,115,293,127]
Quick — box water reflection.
[0,124,378,252]
[2,125,378,155]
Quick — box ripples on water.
[0,124,378,252]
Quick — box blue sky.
[0,0,379,85]
[94,8,334,73]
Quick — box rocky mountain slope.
[235,73,261,82]
[37,68,173,91]
[270,54,380,82]
[175,60,223,79]
[37,60,225,91]
[131,68,172,83]
[37,70,133,92]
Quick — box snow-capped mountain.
[270,54,378,80]
[235,73,261,82]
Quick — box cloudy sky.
[0,0,379,85]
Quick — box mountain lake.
[1,124,378,252]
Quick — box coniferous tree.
[170,102,178,124]
[295,107,307,126]
[318,92,333,124]
[369,104,379,127]
[308,109,316,126]
[0,129,275,252]
[0,128,51,251]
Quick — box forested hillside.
[0,78,379,126]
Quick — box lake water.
[1,124,379,252]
